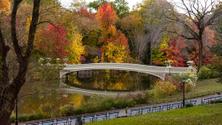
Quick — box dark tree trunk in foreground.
[0,0,41,124]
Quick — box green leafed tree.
[113,0,129,17]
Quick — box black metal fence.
[26,94,222,125]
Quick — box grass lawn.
[87,103,222,125]
[150,79,222,104]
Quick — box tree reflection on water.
[66,70,158,91]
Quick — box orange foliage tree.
[96,3,117,30]
[96,3,129,62]
[0,0,11,13]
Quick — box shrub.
[101,98,115,110]
[113,99,136,109]
[10,113,47,122]
[153,81,177,97]
[185,83,193,92]
[75,96,138,114]
[39,103,56,117]
[59,104,75,116]
[185,103,194,108]
[198,66,220,80]
[132,94,148,104]
[210,100,222,104]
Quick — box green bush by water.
[10,113,47,123]
[198,66,220,80]
[59,104,76,116]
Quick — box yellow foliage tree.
[103,43,128,63]
[159,33,170,50]
[69,33,85,64]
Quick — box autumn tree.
[163,38,186,66]
[211,21,222,81]
[88,0,129,17]
[151,34,169,65]
[103,42,128,62]
[0,0,41,124]
[138,0,172,64]
[96,3,129,62]
[0,0,11,13]
[69,32,85,64]
[152,34,186,66]
[187,28,216,65]
[118,11,143,58]
[36,24,69,58]
[96,3,117,30]
[166,0,222,71]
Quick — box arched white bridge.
[59,63,196,96]
[60,63,196,80]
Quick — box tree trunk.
[142,41,151,64]
[0,99,15,125]
[0,20,12,125]
[0,84,17,125]
[198,40,203,72]
[0,115,11,125]
[0,0,41,124]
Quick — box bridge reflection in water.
[65,70,156,91]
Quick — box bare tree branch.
[165,0,222,70]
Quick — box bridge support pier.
[65,74,69,84]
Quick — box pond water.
[18,80,89,115]
[64,70,158,91]
[17,70,158,116]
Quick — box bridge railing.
[62,63,195,75]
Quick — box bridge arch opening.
[61,69,162,92]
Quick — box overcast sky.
[59,0,221,13]
[59,0,144,9]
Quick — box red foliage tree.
[36,24,69,58]
[78,7,95,19]
[162,38,186,67]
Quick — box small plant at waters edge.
[210,99,222,104]
[10,113,47,123]
[153,81,177,97]
[59,104,76,116]
[185,103,194,108]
